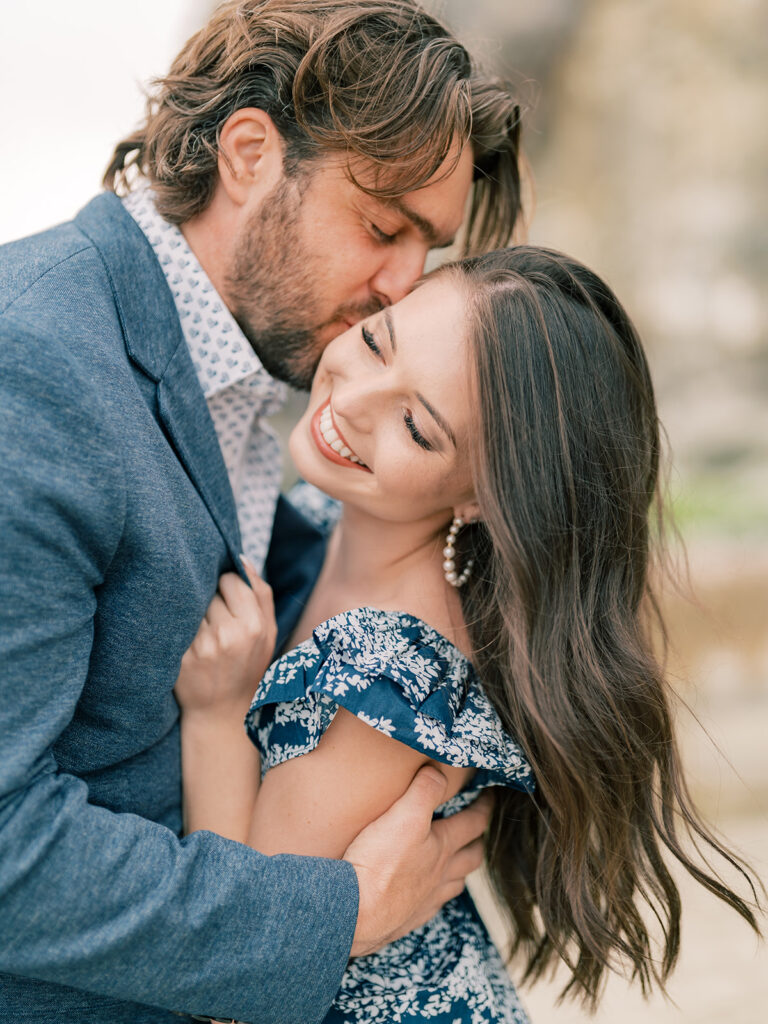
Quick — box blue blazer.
[0,194,358,1024]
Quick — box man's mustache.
[330,297,386,327]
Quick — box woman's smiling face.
[289,276,477,524]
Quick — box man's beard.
[225,177,382,390]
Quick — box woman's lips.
[310,400,372,472]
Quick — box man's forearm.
[0,767,358,1023]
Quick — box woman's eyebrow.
[416,392,456,448]
[381,310,455,446]
[383,308,396,352]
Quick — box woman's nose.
[331,369,389,432]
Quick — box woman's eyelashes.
[361,325,383,358]
[361,325,433,452]
[403,410,433,451]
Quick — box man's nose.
[369,239,430,305]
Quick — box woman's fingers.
[203,593,229,626]
[218,572,261,624]
[237,556,277,648]
[177,562,277,714]
[240,555,275,614]
[193,561,277,668]
[217,561,274,618]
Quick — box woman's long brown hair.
[442,247,761,1007]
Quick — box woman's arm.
[175,572,491,956]
[176,562,476,889]
[180,708,260,843]
[175,561,276,842]
[248,708,473,858]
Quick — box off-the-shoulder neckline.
[294,605,474,671]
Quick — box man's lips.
[310,400,372,472]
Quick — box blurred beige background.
[2,1,765,1020]
[441,3,768,1020]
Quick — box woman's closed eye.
[361,326,433,451]
[403,410,432,451]
[362,325,383,359]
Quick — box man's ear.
[217,108,284,206]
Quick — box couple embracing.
[0,2,758,1023]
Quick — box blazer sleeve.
[0,321,358,1024]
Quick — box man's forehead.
[345,143,473,247]
[401,143,474,245]
[381,195,457,250]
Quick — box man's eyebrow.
[385,197,456,249]
[416,392,457,448]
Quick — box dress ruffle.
[246,606,534,796]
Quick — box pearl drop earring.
[443,515,474,588]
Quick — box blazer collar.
[75,191,184,380]
[75,192,242,564]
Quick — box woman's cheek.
[380,460,445,512]
[376,440,423,494]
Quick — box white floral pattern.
[244,484,534,1022]
[247,607,535,809]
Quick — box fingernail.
[239,552,255,572]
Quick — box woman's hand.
[174,556,276,718]
[176,556,270,841]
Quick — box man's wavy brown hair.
[104,0,523,254]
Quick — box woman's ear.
[216,107,285,206]
[454,503,482,526]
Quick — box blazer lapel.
[156,346,242,565]
[75,193,242,565]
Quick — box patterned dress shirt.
[123,186,287,571]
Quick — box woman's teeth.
[319,406,365,465]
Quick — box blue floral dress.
[247,485,535,1024]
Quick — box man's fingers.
[348,765,449,854]
[432,793,493,854]
[397,765,449,827]
[443,836,485,882]
[404,879,468,938]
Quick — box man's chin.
[235,327,318,391]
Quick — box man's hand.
[343,766,492,957]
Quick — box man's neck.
[180,190,239,312]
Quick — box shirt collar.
[122,185,286,413]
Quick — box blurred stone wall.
[441,0,768,538]
[439,6,768,1019]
